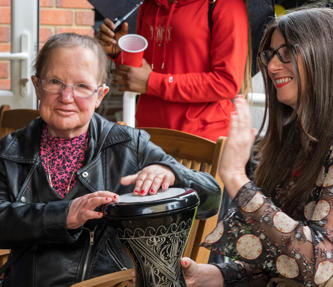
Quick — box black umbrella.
[88,0,142,33]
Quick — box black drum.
[104,188,200,287]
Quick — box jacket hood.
[149,0,200,70]
[153,0,198,9]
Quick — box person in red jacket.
[98,0,249,141]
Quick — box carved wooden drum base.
[105,188,199,287]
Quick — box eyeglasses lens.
[41,79,98,98]
[260,46,291,66]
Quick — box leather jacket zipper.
[106,240,127,271]
[81,227,96,281]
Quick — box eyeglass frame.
[36,77,106,99]
[259,44,293,67]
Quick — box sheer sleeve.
[203,152,333,286]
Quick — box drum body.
[104,188,199,287]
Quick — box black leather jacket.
[0,113,220,287]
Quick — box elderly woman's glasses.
[38,78,104,98]
[259,44,292,66]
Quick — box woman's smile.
[274,76,293,88]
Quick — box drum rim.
[103,188,199,218]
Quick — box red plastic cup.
[118,34,148,67]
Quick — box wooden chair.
[71,269,134,287]
[0,105,39,278]
[71,127,226,287]
[0,104,40,138]
[141,127,225,264]
[0,249,10,280]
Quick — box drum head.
[104,187,199,218]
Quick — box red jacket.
[136,0,248,141]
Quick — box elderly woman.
[182,7,333,287]
[0,33,220,287]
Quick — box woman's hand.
[97,18,128,56]
[120,164,175,195]
[66,191,119,229]
[181,257,224,287]
[112,59,152,94]
[219,97,255,198]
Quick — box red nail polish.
[140,189,145,195]
[113,194,118,200]
[151,188,155,194]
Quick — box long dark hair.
[255,8,333,216]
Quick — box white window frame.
[0,0,39,109]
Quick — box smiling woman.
[31,38,109,138]
[265,29,300,109]
[0,33,221,287]
[181,7,333,287]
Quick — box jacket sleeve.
[0,159,79,248]
[146,0,248,103]
[136,129,221,220]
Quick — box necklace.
[46,156,79,194]
[46,136,88,196]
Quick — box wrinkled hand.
[112,58,152,93]
[219,97,255,198]
[97,18,128,56]
[67,191,119,229]
[181,257,224,287]
[120,164,175,195]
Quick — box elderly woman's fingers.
[120,173,140,191]
[148,175,163,194]
[66,191,119,229]
[140,174,164,195]
[120,164,176,196]
[141,166,175,195]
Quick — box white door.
[0,0,39,109]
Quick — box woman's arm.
[209,98,333,286]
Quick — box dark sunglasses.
[259,44,292,66]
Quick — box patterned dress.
[203,146,333,287]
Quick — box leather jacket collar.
[0,113,132,164]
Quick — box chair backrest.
[70,269,134,287]
[0,105,40,138]
[0,249,10,280]
[141,127,226,264]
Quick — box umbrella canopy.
[88,0,140,33]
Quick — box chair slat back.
[0,249,10,279]
[0,105,40,138]
[70,269,134,287]
[142,127,226,264]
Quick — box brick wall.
[0,0,95,90]
[0,0,10,90]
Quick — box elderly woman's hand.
[120,164,175,195]
[112,59,152,94]
[181,257,224,287]
[219,97,255,198]
[66,191,119,229]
